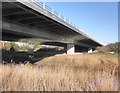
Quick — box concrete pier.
[67,44,75,54]
[88,48,93,53]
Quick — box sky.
[45,2,118,45]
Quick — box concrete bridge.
[1,0,102,54]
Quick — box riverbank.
[0,53,118,91]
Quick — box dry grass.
[0,53,118,91]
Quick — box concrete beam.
[1,20,78,44]
[76,42,95,48]
[1,19,61,40]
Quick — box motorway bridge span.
[1,0,102,54]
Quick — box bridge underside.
[1,1,102,54]
[2,2,81,42]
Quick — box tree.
[96,42,119,53]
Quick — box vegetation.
[0,41,119,91]
[96,42,120,53]
[3,42,29,51]
[1,40,41,51]
[0,54,118,91]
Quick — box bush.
[96,42,119,53]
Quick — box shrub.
[96,42,120,53]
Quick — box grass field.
[0,53,118,91]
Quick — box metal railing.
[31,0,100,43]
[30,0,101,45]
[32,0,80,30]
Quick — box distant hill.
[96,42,120,53]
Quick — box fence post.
[43,3,45,9]
[58,14,61,18]
[52,9,54,14]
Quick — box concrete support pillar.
[88,48,93,53]
[67,43,75,54]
